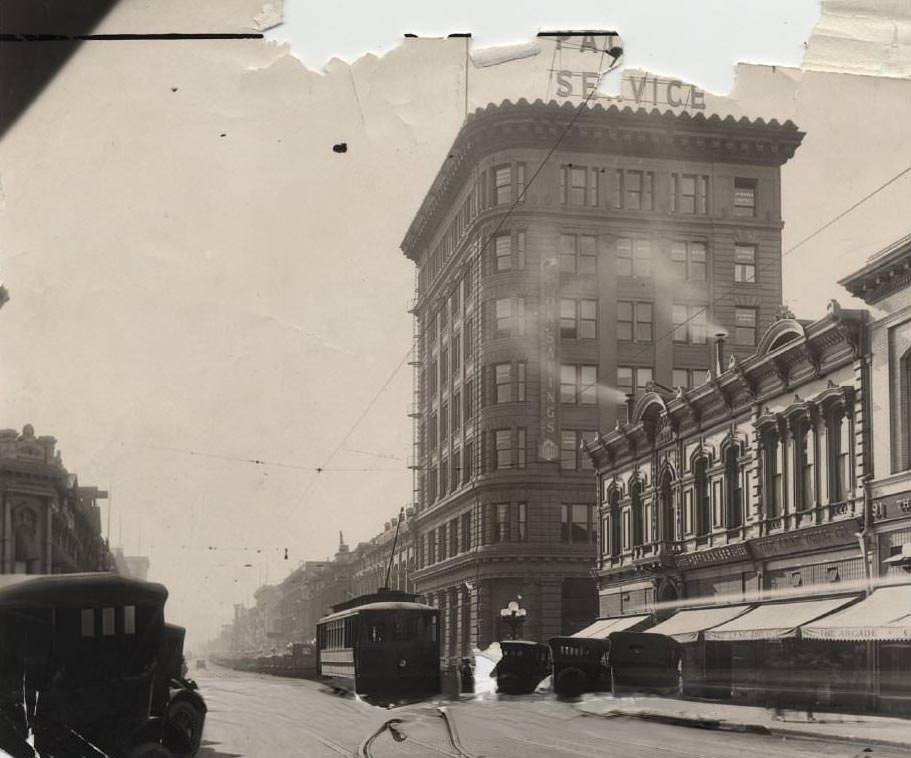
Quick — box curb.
[581,709,911,750]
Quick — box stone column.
[539,577,563,641]
[1,497,10,573]
[45,500,54,573]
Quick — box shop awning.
[572,614,651,638]
[704,596,859,642]
[802,584,911,641]
[646,605,753,644]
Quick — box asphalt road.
[193,665,911,758]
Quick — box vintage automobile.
[0,572,206,758]
[608,631,682,696]
[316,588,440,701]
[548,636,611,697]
[494,640,552,695]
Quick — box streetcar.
[548,636,611,697]
[494,640,551,695]
[0,572,206,758]
[608,632,682,696]
[315,588,440,701]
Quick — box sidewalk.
[574,694,911,749]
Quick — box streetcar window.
[102,607,115,636]
[81,608,95,638]
[124,605,136,635]
[367,621,385,643]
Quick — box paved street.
[194,665,911,757]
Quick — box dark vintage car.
[608,632,682,696]
[494,640,552,695]
[548,636,611,697]
[0,572,206,758]
[316,588,440,702]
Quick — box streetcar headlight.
[398,657,407,668]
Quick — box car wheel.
[165,699,204,756]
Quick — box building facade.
[0,424,113,575]
[399,100,804,654]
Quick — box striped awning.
[802,584,911,641]
[704,596,859,642]
[572,614,651,639]
[646,605,753,643]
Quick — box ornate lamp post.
[499,599,527,640]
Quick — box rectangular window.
[734,244,757,283]
[440,348,449,388]
[672,173,709,214]
[495,430,512,469]
[671,241,707,281]
[517,362,527,402]
[123,605,136,635]
[429,359,438,398]
[561,364,598,404]
[517,428,526,468]
[561,504,593,543]
[440,458,448,497]
[440,402,448,440]
[81,609,95,638]
[494,234,512,272]
[517,163,527,203]
[494,363,512,403]
[464,318,474,359]
[560,299,598,340]
[673,368,708,389]
[735,307,758,346]
[495,503,510,542]
[562,165,591,206]
[560,430,577,470]
[616,169,654,210]
[516,503,528,542]
[579,299,597,339]
[451,391,461,431]
[734,177,757,217]
[617,301,652,342]
[494,165,511,205]
[461,511,472,551]
[617,366,654,398]
[429,412,438,450]
[102,607,115,636]
[673,304,708,344]
[517,231,526,270]
[494,298,512,338]
[560,299,577,339]
[463,442,473,483]
[451,449,461,490]
[616,238,652,277]
[464,380,474,421]
[451,334,460,374]
[428,466,438,502]
[560,234,598,274]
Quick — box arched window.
[794,420,814,511]
[631,480,644,547]
[609,490,622,557]
[659,471,675,542]
[693,456,710,537]
[724,445,743,528]
[827,406,852,503]
[762,429,782,518]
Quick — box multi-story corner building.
[399,99,804,655]
[0,424,113,575]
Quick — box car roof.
[0,572,168,610]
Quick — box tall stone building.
[0,425,112,575]
[399,99,804,656]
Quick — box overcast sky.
[1,0,909,649]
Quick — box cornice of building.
[401,98,804,261]
[839,233,911,305]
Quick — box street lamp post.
[499,600,527,640]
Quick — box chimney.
[713,333,727,377]
[625,393,636,424]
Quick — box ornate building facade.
[0,425,112,575]
[399,99,804,654]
